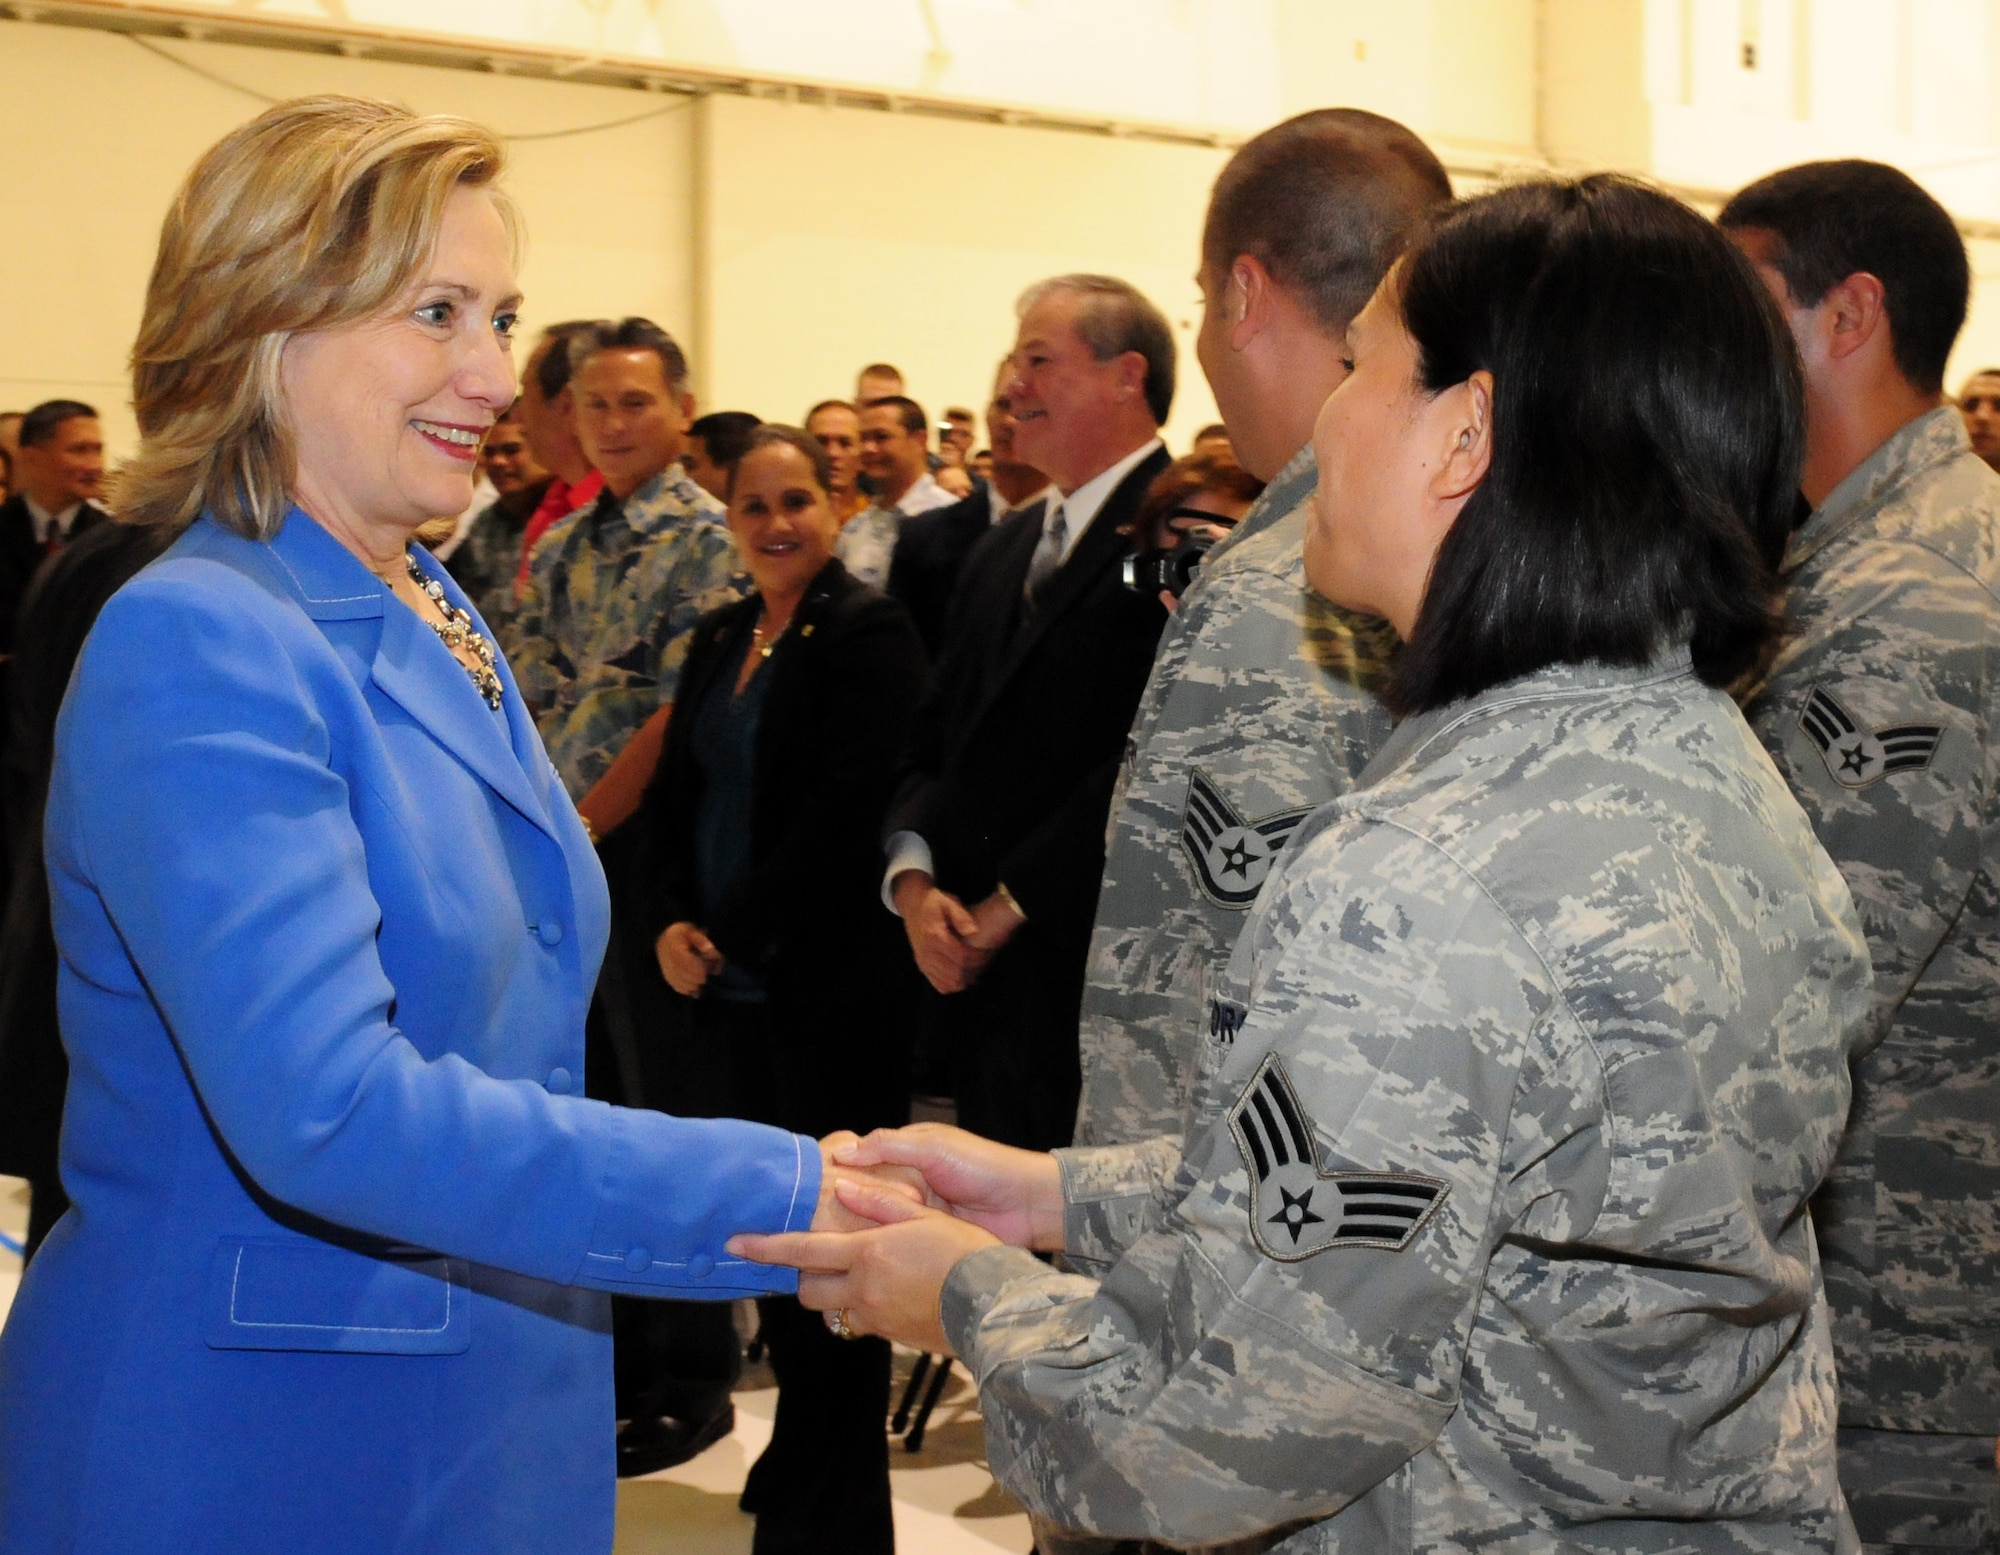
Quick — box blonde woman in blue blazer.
[0,98,852,1554]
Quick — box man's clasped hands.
[732,1125,1065,1354]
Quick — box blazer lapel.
[267,513,559,842]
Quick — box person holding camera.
[1121,446,1264,603]
[883,273,1173,1153]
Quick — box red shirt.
[516,470,605,587]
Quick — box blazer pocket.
[205,1237,471,1355]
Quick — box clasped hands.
[891,870,1024,995]
[737,1124,1064,1355]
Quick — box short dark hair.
[20,399,99,448]
[1018,275,1177,424]
[1192,422,1230,444]
[1204,109,1454,334]
[861,395,928,437]
[569,316,691,396]
[529,320,603,404]
[726,424,833,499]
[1388,176,1801,718]
[857,363,903,384]
[689,410,763,466]
[1718,160,1968,395]
[805,398,857,424]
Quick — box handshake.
[728,1124,1064,1355]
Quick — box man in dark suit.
[0,400,108,888]
[0,400,108,662]
[888,360,1053,655]
[884,274,1174,1151]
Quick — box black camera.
[1122,530,1215,599]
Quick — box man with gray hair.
[884,273,1173,1154]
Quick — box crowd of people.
[0,86,1994,1555]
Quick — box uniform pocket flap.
[205,1237,471,1355]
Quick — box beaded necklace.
[404,554,504,709]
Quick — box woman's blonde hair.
[120,96,514,539]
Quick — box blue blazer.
[0,511,820,1554]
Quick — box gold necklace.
[751,607,793,659]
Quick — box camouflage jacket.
[1072,445,1398,1148]
[508,465,747,798]
[942,654,1872,1553]
[1742,405,2000,1436]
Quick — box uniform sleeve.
[1747,541,1994,1047]
[938,817,1593,1546]
[58,579,819,1300]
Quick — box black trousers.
[683,995,906,1555]
[943,928,1088,1152]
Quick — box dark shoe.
[615,1405,736,1478]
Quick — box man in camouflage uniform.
[1073,110,1452,1157]
[1724,162,2000,1552]
[507,315,750,1476]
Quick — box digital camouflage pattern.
[1833,1428,1998,1552]
[1742,406,2000,1445]
[1072,445,1398,1150]
[508,465,747,798]
[834,502,899,590]
[943,655,1874,1553]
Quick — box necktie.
[1022,503,1068,608]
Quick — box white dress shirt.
[895,472,960,517]
[882,437,1164,911]
[22,493,85,548]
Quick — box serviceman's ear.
[1431,370,1493,503]
[1227,256,1275,352]
[1822,271,1888,365]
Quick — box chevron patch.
[1228,1053,1447,1262]
[1798,685,1944,790]
[1181,768,1313,910]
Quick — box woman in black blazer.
[636,424,928,1555]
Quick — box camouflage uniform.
[1073,445,1398,1150]
[508,464,747,798]
[1742,407,2000,1550]
[941,653,1874,1553]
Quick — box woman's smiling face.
[727,441,842,599]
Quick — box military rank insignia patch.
[1798,685,1943,790]
[1181,769,1312,910]
[1229,1053,1447,1262]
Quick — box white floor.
[0,1176,1030,1554]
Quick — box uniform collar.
[1203,441,1317,568]
[1359,648,1699,791]
[1785,405,1968,574]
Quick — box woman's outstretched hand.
[732,1176,997,1354]
[832,1123,1065,1251]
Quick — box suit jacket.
[0,511,820,1555]
[888,445,1171,951]
[0,493,107,658]
[639,559,927,991]
[886,482,1018,657]
[0,521,173,1186]
[634,560,928,1132]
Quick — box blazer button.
[687,1252,714,1280]
[535,921,564,946]
[545,1067,572,1095]
[624,1246,652,1273]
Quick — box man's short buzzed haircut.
[862,395,927,437]
[568,316,692,396]
[1719,160,1969,396]
[530,320,605,404]
[858,362,902,384]
[1203,109,1454,334]
[806,398,857,423]
[20,399,99,448]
